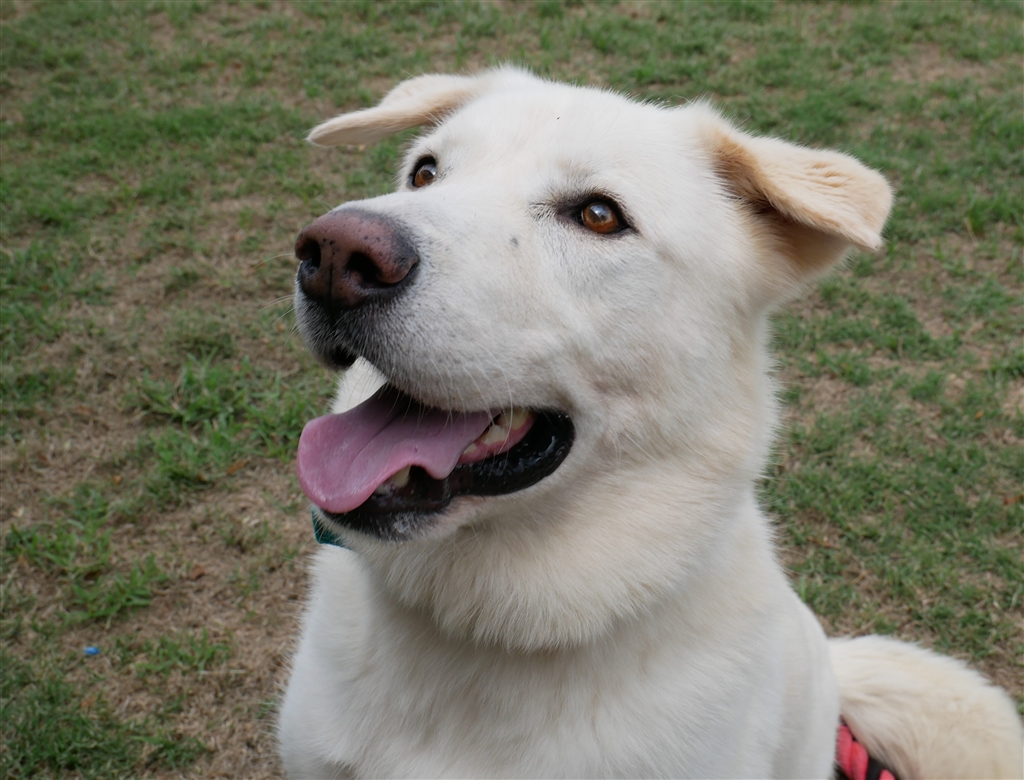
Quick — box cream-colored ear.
[694,106,893,280]
[308,68,533,147]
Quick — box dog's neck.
[351,484,789,657]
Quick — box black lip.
[316,408,575,542]
[326,345,357,369]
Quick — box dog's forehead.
[421,85,694,180]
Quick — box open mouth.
[297,385,574,540]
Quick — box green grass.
[1,0,1021,773]
[0,650,206,779]
[117,629,232,679]
[3,484,168,630]
[765,374,1021,658]
[125,354,329,512]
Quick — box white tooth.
[462,443,478,456]
[375,465,411,494]
[494,409,531,431]
[508,408,531,430]
[481,423,510,445]
[390,465,411,488]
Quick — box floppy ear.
[694,106,893,283]
[308,68,531,147]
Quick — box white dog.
[278,69,1023,779]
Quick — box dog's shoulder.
[278,547,370,776]
[305,545,374,654]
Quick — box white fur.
[279,69,1023,779]
[830,636,1023,779]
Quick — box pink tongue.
[296,387,493,514]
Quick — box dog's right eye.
[411,158,437,188]
[580,201,620,234]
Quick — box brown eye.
[411,158,437,188]
[580,200,621,234]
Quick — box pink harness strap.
[835,722,898,780]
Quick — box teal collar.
[311,508,348,548]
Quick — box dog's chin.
[308,382,576,544]
[315,506,444,544]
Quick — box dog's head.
[293,68,891,650]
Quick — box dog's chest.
[288,588,796,778]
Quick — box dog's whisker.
[261,296,294,313]
[252,252,293,270]
[269,306,296,331]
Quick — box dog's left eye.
[579,200,624,235]
[411,157,437,188]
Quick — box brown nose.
[295,210,419,309]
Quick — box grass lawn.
[1,1,1021,777]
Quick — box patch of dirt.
[790,370,858,416]
[1002,382,1024,418]
[149,11,176,54]
[0,0,32,25]
[890,42,994,87]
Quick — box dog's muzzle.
[291,210,575,541]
